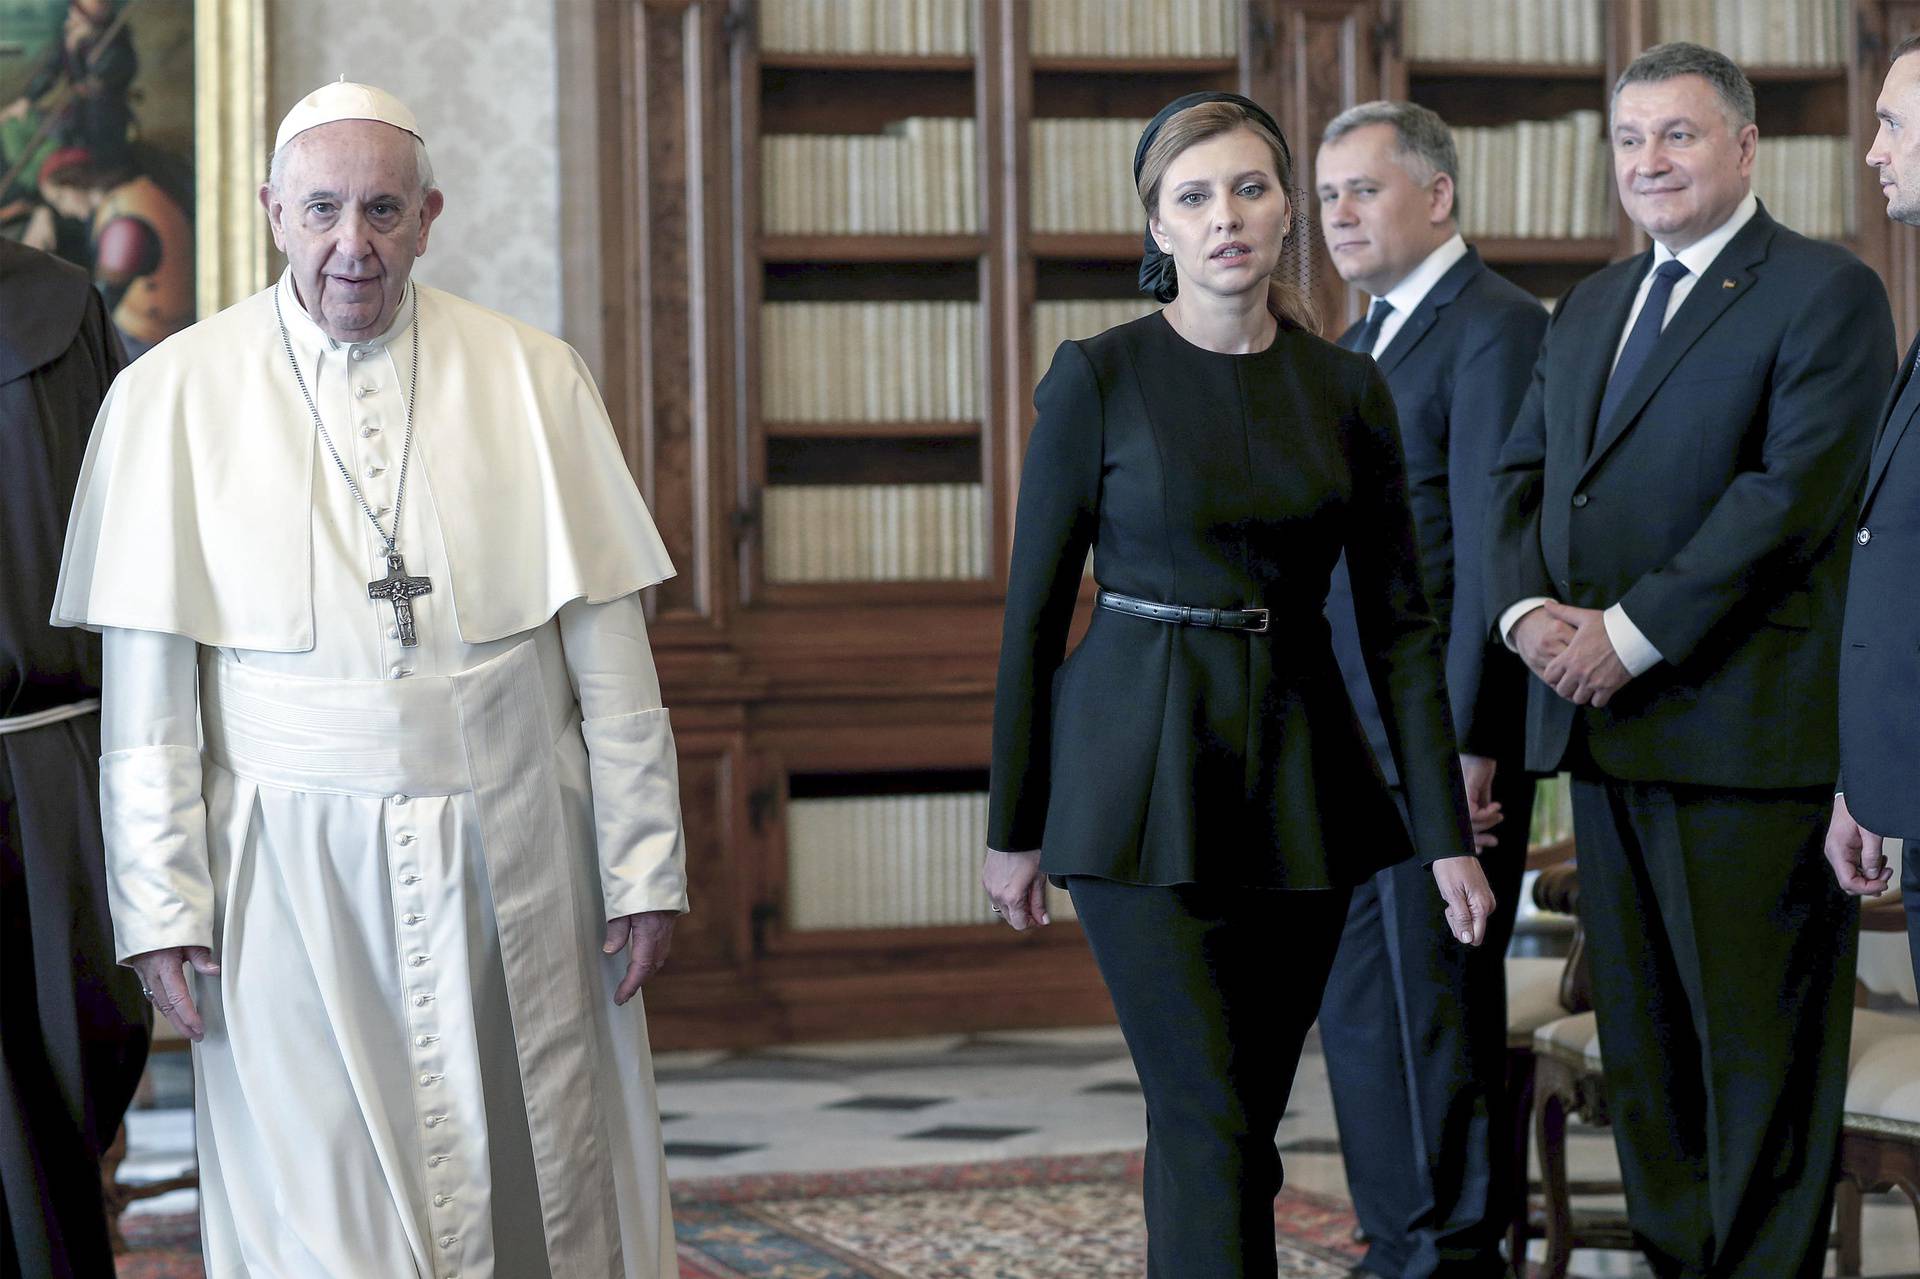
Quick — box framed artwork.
[0,0,265,358]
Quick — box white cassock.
[53,273,685,1279]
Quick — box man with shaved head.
[52,81,687,1276]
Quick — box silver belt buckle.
[1244,607,1270,634]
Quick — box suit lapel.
[1374,248,1482,376]
[1862,331,1920,511]
[1569,253,1647,467]
[1580,213,1774,484]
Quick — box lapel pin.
[1722,278,1737,289]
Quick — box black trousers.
[1069,875,1353,1279]
[1319,768,1533,1279]
[1569,777,1857,1279]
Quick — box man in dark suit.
[1827,33,1920,991]
[1314,100,1544,1279]
[1486,43,1894,1278]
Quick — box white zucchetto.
[274,77,422,153]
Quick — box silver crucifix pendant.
[368,551,433,648]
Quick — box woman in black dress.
[983,93,1494,1277]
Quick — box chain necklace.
[274,284,434,647]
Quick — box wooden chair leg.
[1534,1061,1575,1279]
[1833,1176,1863,1277]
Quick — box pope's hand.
[1823,794,1894,897]
[127,945,220,1042]
[603,911,676,1005]
[982,848,1049,930]
[1432,856,1495,946]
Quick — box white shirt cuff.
[1603,604,1664,677]
[1498,597,1555,650]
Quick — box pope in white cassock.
[51,81,686,1277]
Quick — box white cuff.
[101,744,214,963]
[1603,604,1664,677]
[581,706,690,918]
[1498,597,1555,650]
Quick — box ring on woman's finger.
[140,985,155,1001]
[990,906,1004,916]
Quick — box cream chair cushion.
[1533,1010,1603,1070]
[1845,1007,1920,1136]
[1507,956,1571,1048]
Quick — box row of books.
[763,302,981,423]
[1029,0,1240,59]
[1033,298,1156,381]
[786,791,1075,930]
[1752,135,1857,241]
[763,484,987,583]
[1655,0,1849,67]
[1402,0,1604,65]
[758,0,975,56]
[762,119,980,235]
[1453,111,1614,240]
[1031,118,1152,233]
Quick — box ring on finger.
[140,985,155,1001]
[990,906,1004,916]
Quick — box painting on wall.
[0,0,264,358]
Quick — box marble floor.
[120,1020,1920,1277]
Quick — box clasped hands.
[1514,601,1631,708]
[126,910,677,1041]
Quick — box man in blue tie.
[1486,43,1894,1278]
[1314,100,1545,1279]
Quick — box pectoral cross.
[368,552,433,648]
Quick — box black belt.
[1096,590,1269,634]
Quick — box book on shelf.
[1454,110,1611,240]
[763,483,986,583]
[759,0,975,56]
[1751,135,1855,241]
[1030,119,1152,233]
[1654,0,1846,67]
[1032,299,1158,384]
[1403,0,1603,65]
[763,301,981,422]
[763,118,978,235]
[1029,0,1239,59]
[786,789,1075,930]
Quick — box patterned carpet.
[119,1151,1365,1277]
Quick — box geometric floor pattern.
[119,1023,1920,1277]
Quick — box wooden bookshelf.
[592,0,1918,1050]
[760,235,988,262]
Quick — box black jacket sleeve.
[1483,289,1571,640]
[1343,360,1476,865]
[1447,300,1546,758]
[987,341,1101,852]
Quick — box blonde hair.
[1135,101,1318,335]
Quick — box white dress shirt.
[1366,233,1470,358]
[1499,192,1759,675]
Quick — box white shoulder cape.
[52,282,674,651]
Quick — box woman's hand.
[982,848,1050,930]
[1431,855,1496,947]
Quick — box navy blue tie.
[1597,258,1690,428]
[1348,298,1393,357]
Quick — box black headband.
[1132,92,1291,303]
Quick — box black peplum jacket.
[988,311,1475,889]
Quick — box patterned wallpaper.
[269,0,566,337]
